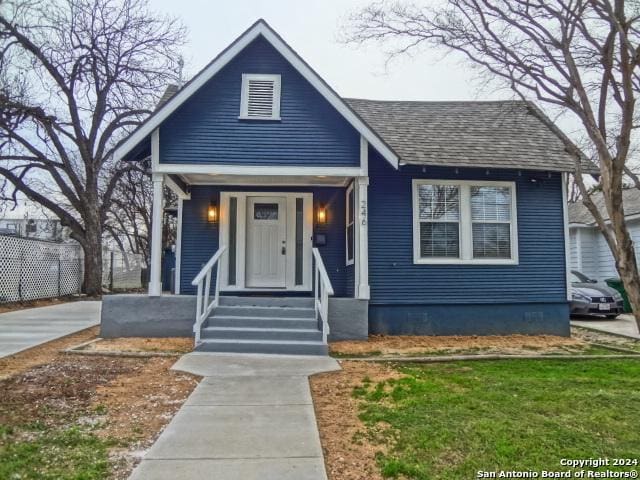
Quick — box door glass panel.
[295,198,303,285]
[254,203,278,220]
[228,197,237,285]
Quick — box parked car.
[570,270,624,318]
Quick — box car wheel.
[605,314,619,319]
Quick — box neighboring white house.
[568,189,640,281]
[0,217,69,242]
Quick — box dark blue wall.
[179,185,349,296]
[159,36,360,167]
[367,148,570,335]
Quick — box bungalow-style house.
[569,189,640,282]
[104,19,590,354]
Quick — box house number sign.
[360,200,367,225]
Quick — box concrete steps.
[195,296,327,355]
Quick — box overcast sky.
[149,0,510,102]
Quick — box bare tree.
[104,166,177,269]
[345,0,640,328]
[0,0,185,295]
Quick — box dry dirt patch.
[0,332,199,479]
[330,334,584,357]
[310,360,403,480]
[79,337,193,354]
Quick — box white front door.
[245,196,287,288]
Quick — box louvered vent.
[240,74,281,120]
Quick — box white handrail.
[312,248,334,344]
[191,246,227,344]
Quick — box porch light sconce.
[207,201,218,223]
[316,204,327,224]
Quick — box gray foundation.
[327,298,369,341]
[100,294,196,338]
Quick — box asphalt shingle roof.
[569,189,640,224]
[345,98,594,173]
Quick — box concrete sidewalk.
[129,353,341,480]
[572,314,640,339]
[0,301,100,358]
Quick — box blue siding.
[367,149,569,335]
[368,149,568,305]
[179,185,349,296]
[160,37,360,167]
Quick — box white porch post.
[354,176,370,299]
[149,173,164,296]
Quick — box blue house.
[106,20,587,354]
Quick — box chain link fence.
[0,235,144,303]
[102,250,144,290]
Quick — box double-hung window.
[346,182,355,265]
[412,179,518,264]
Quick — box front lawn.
[354,360,640,479]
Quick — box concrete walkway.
[130,353,341,480]
[0,301,100,358]
[572,313,640,339]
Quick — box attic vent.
[240,74,281,120]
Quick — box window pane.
[418,185,459,221]
[347,224,354,261]
[254,203,278,220]
[472,223,511,258]
[347,188,355,224]
[420,222,459,258]
[471,186,511,222]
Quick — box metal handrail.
[312,247,334,344]
[191,246,227,344]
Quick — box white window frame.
[239,73,281,120]
[412,179,519,265]
[346,182,355,266]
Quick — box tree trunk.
[609,210,640,331]
[82,218,103,297]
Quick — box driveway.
[0,301,101,358]
[130,353,341,480]
[572,313,640,339]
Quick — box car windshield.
[571,271,592,283]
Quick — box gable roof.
[345,99,596,173]
[569,189,640,225]
[113,19,399,167]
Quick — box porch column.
[355,176,370,299]
[148,173,164,296]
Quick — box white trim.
[165,175,190,200]
[411,179,519,265]
[148,174,164,296]
[154,163,365,177]
[184,176,351,187]
[114,20,399,169]
[360,136,368,175]
[345,182,355,266]
[561,172,572,300]
[355,177,370,299]
[219,191,313,291]
[240,74,281,120]
[174,198,183,294]
[576,227,583,271]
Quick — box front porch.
[104,171,371,352]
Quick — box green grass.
[0,426,113,480]
[355,359,640,479]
